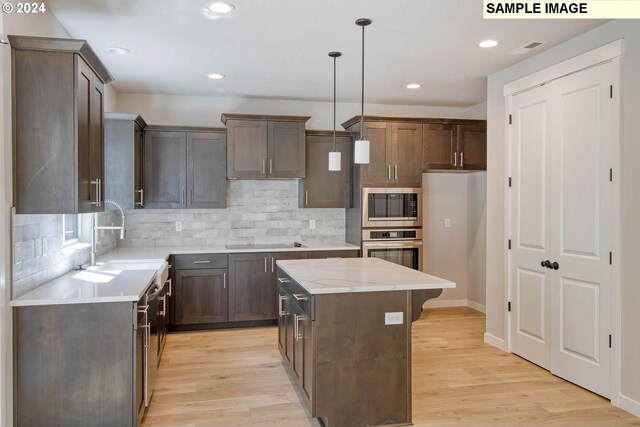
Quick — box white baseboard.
[467,300,486,314]
[618,393,640,417]
[423,299,467,308]
[484,332,508,352]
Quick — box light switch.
[385,312,403,325]
[175,221,182,232]
[445,218,451,228]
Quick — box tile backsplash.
[120,180,346,248]
[12,210,119,298]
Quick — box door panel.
[457,125,486,170]
[301,135,350,208]
[392,123,422,186]
[550,62,612,397]
[509,83,552,369]
[76,58,92,213]
[228,253,271,321]
[423,124,455,170]
[134,124,144,208]
[175,269,228,325]
[227,120,268,179]
[89,71,104,212]
[268,121,305,178]
[187,132,227,208]
[361,122,390,185]
[144,131,187,208]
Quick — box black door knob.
[542,260,552,268]
[552,262,559,270]
[541,261,546,267]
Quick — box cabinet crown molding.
[221,113,312,125]
[8,35,114,84]
[104,112,148,129]
[341,115,486,129]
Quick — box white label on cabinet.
[385,312,403,325]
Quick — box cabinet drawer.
[174,254,228,269]
[307,250,360,259]
[277,267,314,320]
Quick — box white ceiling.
[46,0,606,107]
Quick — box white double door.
[509,61,614,397]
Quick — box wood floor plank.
[143,307,639,426]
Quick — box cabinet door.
[360,122,391,185]
[76,57,94,213]
[457,124,487,170]
[268,121,305,178]
[187,132,227,208]
[300,135,350,208]
[134,123,144,208]
[228,253,271,321]
[292,304,304,384]
[423,124,456,170]
[175,269,228,325]
[391,123,422,186]
[89,71,104,213]
[301,311,313,405]
[277,285,289,361]
[144,131,187,208]
[227,120,268,179]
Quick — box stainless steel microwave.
[362,187,422,228]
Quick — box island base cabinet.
[15,302,138,427]
[277,269,412,427]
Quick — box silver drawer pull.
[294,314,304,341]
[277,277,291,283]
[278,295,287,316]
[293,293,308,301]
[137,305,148,315]
[193,260,211,264]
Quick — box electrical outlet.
[175,221,182,232]
[445,218,451,228]
[385,312,404,325]
[309,219,316,230]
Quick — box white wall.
[486,20,640,414]
[115,92,486,129]
[422,172,487,312]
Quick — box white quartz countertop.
[11,243,360,307]
[11,266,159,307]
[276,257,456,295]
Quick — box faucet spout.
[90,199,127,266]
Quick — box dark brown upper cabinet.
[299,130,351,208]
[342,118,423,187]
[222,114,310,179]
[10,36,113,214]
[144,126,227,209]
[423,122,487,171]
[104,113,147,210]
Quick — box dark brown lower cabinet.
[228,253,272,321]
[175,269,228,325]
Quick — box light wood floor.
[143,307,639,426]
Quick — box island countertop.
[276,257,455,295]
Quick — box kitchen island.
[276,257,455,427]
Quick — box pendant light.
[328,51,342,171]
[354,18,372,164]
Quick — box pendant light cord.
[333,55,337,152]
[360,24,365,140]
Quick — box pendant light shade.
[328,51,342,171]
[354,18,372,165]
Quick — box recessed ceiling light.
[207,73,225,80]
[478,40,499,48]
[208,2,235,13]
[107,47,130,55]
[406,83,421,89]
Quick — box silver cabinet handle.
[269,158,273,175]
[158,296,166,316]
[271,256,275,273]
[192,260,211,264]
[138,304,149,315]
[167,278,172,297]
[223,272,226,289]
[387,165,392,180]
[90,179,100,206]
[264,257,267,273]
[293,293,308,301]
[98,179,102,207]
[294,314,304,341]
[277,277,291,283]
[278,295,287,316]
[454,152,458,167]
[262,159,266,175]
[181,189,185,207]
[141,323,150,349]
[187,189,192,207]
[136,189,144,207]
[305,190,309,207]
[394,164,398,181]
[460,152,464,168]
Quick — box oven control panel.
[363,228,423,241]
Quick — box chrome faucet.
[90,199,126,266]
